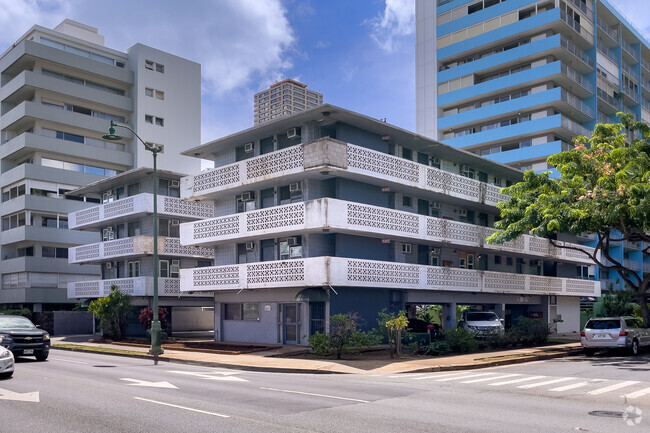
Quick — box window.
[42,247,66,258]
[402,196,412,207]
[128,221,140,237]
[170,260,180,278]
[2,212,26,231]
[145,88,154,97]
[145,115,153,124]
[128,261,140,277]
[17,246,34,257]
[155,63,164,73]
[494,255,502,264]
[224,303,259,321]
[145,60,154,70]
[159,260,169,278]
[155,117,164,127]
[506,257,513,266]
[155,90,164,100]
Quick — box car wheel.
[630,339,639,356]
[584,348,596,356]
[35,353,48,361]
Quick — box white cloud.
[366,0,415,53]
[0,0,70,48]
[607,0,650,41]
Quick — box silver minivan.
[581,316,650,356]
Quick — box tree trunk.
[639,296,649,327]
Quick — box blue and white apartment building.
[416,0,650,291]
[176,104,599,345]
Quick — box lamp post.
[103,120,164,364]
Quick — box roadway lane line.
[489,376,547,386]
[517,377,576,389]
[259,387,370,403]
[549,382,589,392]
[621,387,650,399]
[435,372,499,382]
[49,357,88,364]
[133,397,230,418]
[411,372,472,380]
[461,374,522,384]
[587,381,639,396]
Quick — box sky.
[0,0,648,144]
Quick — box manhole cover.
[588,410,638,419]
[93,365,117,368]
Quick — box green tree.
[88,286,132,340]
[385,315,408,357]
[308,313,379,359]
[487,114,650,324]
[599,289,635,317]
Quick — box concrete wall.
[555,296,580,333]
[171,307,213,332]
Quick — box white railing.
[69,193,214,229]
[181,198,595,263]
[561,64,595,92]
[561,116,591,137]
[67,277,209,298]
[182,140,511,207]
[69,236,213,264]
[180,257,601,297]
[561,37,593,67]
[561,90,595,117]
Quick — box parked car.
[581,316,650,356]
[0,346,14,378]
[458,311,504,336]
[0,315,50,361]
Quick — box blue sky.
[0,0,648,143]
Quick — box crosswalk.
[392,371,650,400]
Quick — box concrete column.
[494,303,505,319]
[442,302,457,330]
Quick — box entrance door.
[309,302,325,335]
[282,303,300,344]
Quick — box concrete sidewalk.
[51,335,583,375]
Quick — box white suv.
[458,311,504,336]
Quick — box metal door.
[282,303,300,344]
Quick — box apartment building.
[254,78,323,124]
[65,168,215,334]
[0,19,201,311]
[176,104,599,345]
[416,0,649,290]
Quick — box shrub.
[509,317,549,346]
[442,328,480,353]
[308,313,380,359]
[88,286,131,340]
[424,340,452,356]
[138,307,168,331]
[0,308,32,318]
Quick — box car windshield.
[586,319,621,330]
[0,316,36,329]
[466,312,499,322]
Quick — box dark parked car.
[0,315,50,361]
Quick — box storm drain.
[93,365,117,368]
[588,410,635,419]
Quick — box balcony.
[596,17,618,44]
[179,257,601,297]
[622,86,639,104]
[180,198,595,264]
[182,139,509,207]
[560,10,592,44]
[69,193,214,229]
[621,39,638,63]
[68,236,214,264]
[560,37,593,69]
[67,276,210,299]
[621,62,639,82]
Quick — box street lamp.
[103,120,164,364]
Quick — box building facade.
[254,78,323,124]
[0,19,201,311]
[65,168,215,334]
[177,104,600,345]
[416,0,650,290]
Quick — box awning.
[295,288,329,302]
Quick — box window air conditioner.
[105,262,112,269]
[289,182,302,193]
[241,192,253,202]
[170,180,180,188]
[287,237,299,247]
[431,202,441,209]
[245,241,255,251]
[458,209,468,216]
[402,244,412,254]
[171,220,180,226]
[431,248,440,255]
[172,259,180,266]
[244,142,254,153]
[287,127,299,139]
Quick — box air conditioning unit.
[244,142,254,153]
[172,259,180,266]
[171,219,180,226]
[402,244,412,254]
[241,192,253,201]
[431,202,441,209]
[289,182,302,193]
[170,180,180,188]
[287,127,299,139]
[431,248,440,255]
[287,237,299,247]
[105,262,112,269]
[245,241,255,251]
[461,164,470,172]
[458,209,468,216]
[537,261,544,267]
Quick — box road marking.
[489,375,547,386]
[587,381,640,396]
[119,378,178,389]
[621,387,650,399]
[411,372,470,380]
[435,372,499,382]
[549,382,589,392]
[49,357,88,365]
[259,387,370,403]
[0,387,39,402]
[461,374,522,384]
[517,377,576,389]
[167,370,249,382]
[134,397,229,418]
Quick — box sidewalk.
[51,334,583,375]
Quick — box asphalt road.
[1,350,649,433]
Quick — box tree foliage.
[308,313,380,359]
[138,307,168,331]
[487,114,650,324]
[88,286,132,340]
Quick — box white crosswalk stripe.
[549,382,589,392]
[621,387,650,399]
[489,375,547,386]
[516,377,576,389]
[587,381,639,395]
[461,374,522,384]
[434,372,499,382]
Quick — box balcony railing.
[624,259,642,272]
[181,198,595,263]
[69,235,214,264]
[561,90,595,117]
[643,58,650,72]
[561,37,594,68]
[561,116,591,137]
[67,276,209,299]
[560,10,593,43]
[567,0,591,17]
[621,39,638,60]
[622,86,639,103]
[621,62,639,81]
[596,42,618,64]
[180,257,601,297]
[69,194,214,229]
[596,16,618,42]
[597,87,619,110]
[184,139,510,207]
[561,64,595,93]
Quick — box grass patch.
[53,344,147,356]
